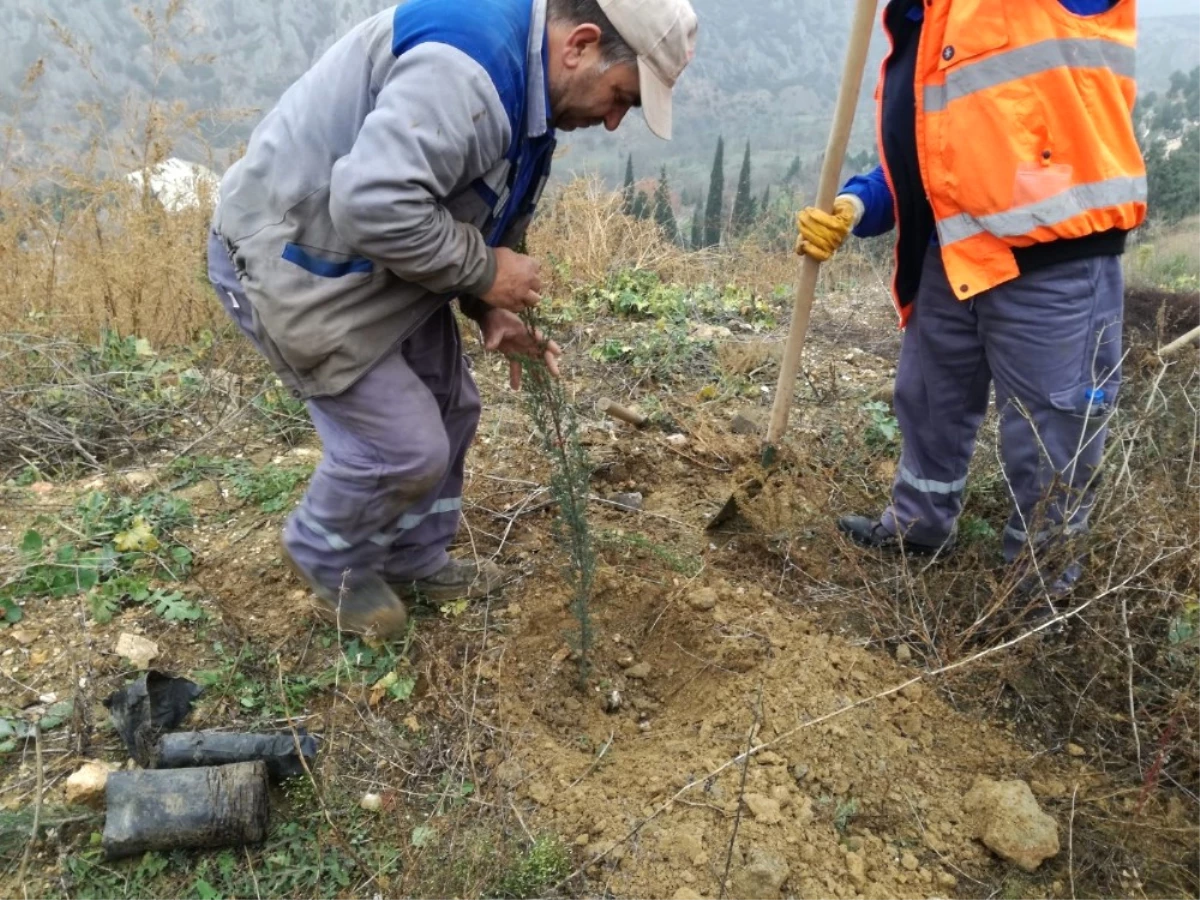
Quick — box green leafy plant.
[230,463,309,512]
[958,515,998,545]
[490,834,572,899]
[1,490,197,624]
[862,400,900,451]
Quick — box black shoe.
[837,515,955,557]
[1007,564,1080,637]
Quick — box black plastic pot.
[155,730,318,781]
[102,761,269,859]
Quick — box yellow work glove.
[794,195,859,262]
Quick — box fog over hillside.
[2,0,1196,193]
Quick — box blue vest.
[391,0,557,247]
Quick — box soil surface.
[1,283,1196,899]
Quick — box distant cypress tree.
[632,190,650,220]
[731,141,755,236]
[689,202,703,250]
[703,136,725,248]
[759,184,772,220]
[784,154,802,184]
[652,166,680,244]
[622,155,635,216]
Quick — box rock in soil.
[688,587,718,611]
[359,792,383,812]
[963,776,1060,872]
[625,663,651,680]
[114,633,159,670]
[610,491,644,512]
[744,793,783,824]
[730,411,764,435]
[844,850,867,888]
[730,847,790,899]
[65,761,116,808]
[895,643,912,663]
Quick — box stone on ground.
[114,633,159,670]
[963,776,1060,872]
[730,847,789,899]
[65,761,115,808]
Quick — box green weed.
[861,400,900,452]
[253,376,313,446]
[833,797,860,835]
[168,455,310,512]
[490,834,572,899]
[596,529,701,576]
[1,490,196,626]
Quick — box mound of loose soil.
[1124,287,1199,343]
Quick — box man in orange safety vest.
[796,0,1146,623]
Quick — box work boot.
[1007,561,1082,636]
[390,557,508,605]
[280,540,408,639]
[837,515,956,557]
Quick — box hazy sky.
[1140,0,1200,16]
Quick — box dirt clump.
[1124,287,1200,342]
[963,776,1060,873]
[729,846,790,899]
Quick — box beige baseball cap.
[597,0,698,140]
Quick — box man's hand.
[794,195,861,261]
[479,308,562,390]
[481,247,542,313]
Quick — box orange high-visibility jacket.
[884,0,1147,319]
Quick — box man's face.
[547,24,641,133]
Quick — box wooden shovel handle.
[1160,324,1200,359]
[765,0,880,454]
[597,397,648,428]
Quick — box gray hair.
[547,0,637,69]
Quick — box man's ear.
[561,22,602,69]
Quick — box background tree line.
[622,136,877,252]
[1138,67,1200,224]
[625,67,1198,255]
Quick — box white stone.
[115,633,159,670]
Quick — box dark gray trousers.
[207,231,481,591]
[882,247,1123,569]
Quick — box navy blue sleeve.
[841,165,896,238]
[1058,0,1118,13]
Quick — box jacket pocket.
[936,1,1009,72]
[282,242,374,278]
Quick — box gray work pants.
[882,247,1123,570]
[207,231,480,590]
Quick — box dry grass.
[1126,217,1200,294]
[529,176,806,301]
[0,3,234,347]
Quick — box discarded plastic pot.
[104,670,203,766]
[102,760,269,859]
[155,730,319,781]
